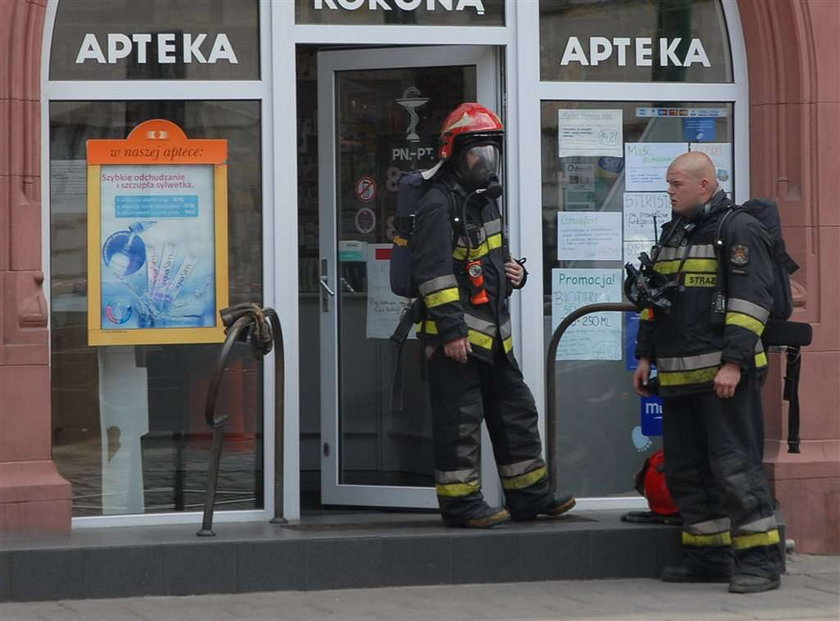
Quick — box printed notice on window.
[557,211,622,261]
[689,142,733,194]
[623,192,672,241]
[551,268,623,361]
[558,109,623,158]
[622,193,672,267]
[366,244,412,340]
[624,143,688,192]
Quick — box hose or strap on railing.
[198,302,285,536]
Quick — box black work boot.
[661,563,731,583]
[729,573,781,594]
[462,507,510,529]
[510,492,576,522]
[443,503,510,529]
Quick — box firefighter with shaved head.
[633,151,782,593]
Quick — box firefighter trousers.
[662,383,782,578]
[427,346,553,523]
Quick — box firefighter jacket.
[409,177,520,364]
[635,190,774,397]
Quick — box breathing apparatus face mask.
[456,143,502,195]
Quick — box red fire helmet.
[438,102,504,160]
[636,450,680,516]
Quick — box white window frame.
[41,0,279,528]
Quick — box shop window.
[540,101,734,497]
[540,0,732,83]
[50,0,259,81]
[49,101,263,516]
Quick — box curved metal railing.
[545,302,637,491]
[197,303,285,536]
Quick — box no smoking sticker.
[355,175,377,203]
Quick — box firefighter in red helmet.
[410,102,575,527]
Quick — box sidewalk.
[0,553,835,620]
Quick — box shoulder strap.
[714,205,743,293]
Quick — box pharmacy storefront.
[39,0,746,525]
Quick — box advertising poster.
[557,211,622,261]
[683,117,717,142]
[624,142,688,192]
[689,142,733,194]
[641,395,664,436]
[86,119,229,346]
[550,268,623,361]
[365,244,411,340]
[558,109,623,158]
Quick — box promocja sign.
[75,33,238,65]
[560,36,711,68]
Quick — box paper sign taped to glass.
[86,119,229,346]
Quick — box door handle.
[319,258,334,312]
[318,277,335,297]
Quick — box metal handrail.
[197,303,285,536]
[545,302,636,491]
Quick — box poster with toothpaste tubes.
[86,119,229,345]
[99,164,216,332]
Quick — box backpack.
[714,198,799,321]
[389,170,453,298]
[715,198,813,455]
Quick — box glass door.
[317,46,500,508]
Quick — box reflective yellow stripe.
[726,311,765,336]
[393,236,408,247]
[425,287,460,308]
[468,329,494,351]
[755,351,767,367]
[659,366,718,387]
[639,308,653,321]
[502,336,513,353]
[682,531,732,547]
[733,529,780,550]
[684,274,718,287]
[415,321,438,335]
[435,480,480,498]
[655,258,718,274]
[501,466,547,490]
[452,233,503,260]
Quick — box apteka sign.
[76,33,238,65]
[560,36,711,68]
[313,0,487,15]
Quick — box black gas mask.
[455,142,502,195]
[624,252,679,314]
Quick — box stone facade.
[0,0,71,533]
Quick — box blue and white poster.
[641,395,663,437]
[98,164,217,331]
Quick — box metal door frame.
[317,45,502,508]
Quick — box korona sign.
[313,0,488,14]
